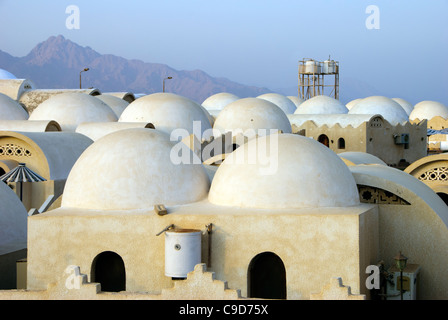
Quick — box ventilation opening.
[248,252,286,299]
[338,138,345,149]
[91,251,126,292]
[437,192,448,206]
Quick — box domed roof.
[0,181,27,250]
[95,94,129,118]
[202,92,239,111]
[0,69,17,79]
[61,128,210,211]
[212,97,292,137]
[29,92,117,131]
[338,151,387,166]
[346,98,362,110]
[208,133,360,209]
[119,93,212,141]
[257,93,297,114]
[392,98,414,116]
[0,93,28,120]
[409,101,448,121]
[348,96,409,125]
[294,95,348,114]
[287,96,305,109]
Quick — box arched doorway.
[318,134,329,147]
[91,251,126,292]
[338,137,346,149]
[248,252,286,299]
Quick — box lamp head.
[394,251,408,271]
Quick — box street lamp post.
[394,251,408,300]
[79,68,90,89]
[163,76,172,93]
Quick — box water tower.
[298,57,339,100]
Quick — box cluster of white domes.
[348,96,409,125]
[409,101,448,121]
[295,95,348,114]
[257,93,297,114]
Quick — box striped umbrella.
[0,163,46,201]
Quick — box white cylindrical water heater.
[165,229,202,278]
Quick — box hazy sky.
[0,0,447,104]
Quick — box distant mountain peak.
[0,35,272,102]
[25,35,100,68]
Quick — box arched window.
[91,251,126,292]
[338,138,345,149]
[247,252,286,299]
[318,134,329,148]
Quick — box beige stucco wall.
[290,118,426,167]
[26,203,378,300]
[367,121,427,167]
[350,165,448,299]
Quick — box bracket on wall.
[156,224,174,236]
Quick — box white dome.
[294,95,348,114]
[338,151,387,166]
[0,93,28,120]
[95,94,129,118]
[348,96,409,125]
[208,134,360,209]
[201,92,239,111]
[346,98,363,110]
[287,96,305,109]
[257,93,297,114]
[0,181,28,249]
[119,93,212,141]
[29,92,117,131]
[212,97,292,138]
[409,101,448,121]
[61,128,210,211]
[392,98,414,116]
[0,69,17,79]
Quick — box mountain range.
[0,35,273,104]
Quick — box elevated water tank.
[323,60,336,74]
[165,229,202,278]
[305,60,321,74]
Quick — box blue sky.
[0,0,447,104]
